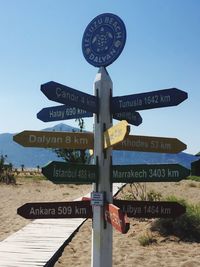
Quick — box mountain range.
[0,123,197,169]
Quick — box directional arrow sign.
[81,198,186,218]
[112,164,190,183]
[111,88,188,113]
[37,105,93,122]
[113,134,187,153]
[114,200,186,218]
[41,81,98,113]
[13,130,94,149]
[113,111,142,126]
[17,200,93,219]
[104,120,130,149]
[105,203,129,234]
[42,161,97,184]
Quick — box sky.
[0,0,199,155]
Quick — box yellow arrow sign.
[13,130,94,149]
[104,120,130,149]
[113,134,186,153]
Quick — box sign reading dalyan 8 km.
[13,130,94,149]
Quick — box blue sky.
[0,0,199,155]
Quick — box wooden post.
[92,67,113,267]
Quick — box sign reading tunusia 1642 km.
[111,88,188,113]
[13,130,94,149]
[112,164,190,183]
[42,161,97,184]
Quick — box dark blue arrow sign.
[41,81,98,113]
[113,111,142,126]
[111,88,188,113]
[37,105,93,122]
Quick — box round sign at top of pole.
[82,13,126,67]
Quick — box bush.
[138,231,157,246]
[151,196,200,242]
[121,183,162,201]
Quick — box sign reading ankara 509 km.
[17,200,93,219]
[42,161,97,184]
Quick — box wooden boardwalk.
[0,183,124,267]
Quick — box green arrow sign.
[42,161,97,184]
[112,164,190,183]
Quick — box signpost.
[41,81,98,113]
[114,200,186,218]
[13,130,94,149]
[104,120,130,149]
[17,200,92,219]
[42,161,97,184]
[111,88,188,113]
[112,164,190,183]
[113,134,187,153]
[37,104,93,122]
[104,203,129,234]
[113,111,142,126]
[14,12,189,267]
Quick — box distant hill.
[0,123,197,169]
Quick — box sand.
[1,175,200,267]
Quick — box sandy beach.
[1,174,200,267]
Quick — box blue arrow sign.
[41,81,98,113]
[113,111,142,126]
[111,88,188,113]
[37,105,93,122]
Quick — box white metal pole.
[91,67,113,267]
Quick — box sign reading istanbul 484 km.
[82,13,126,67]
[42,161,97,184]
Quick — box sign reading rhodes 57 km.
[82,13,126,67]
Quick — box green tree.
[53,119,91,164]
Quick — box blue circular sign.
[82,13,126,67]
